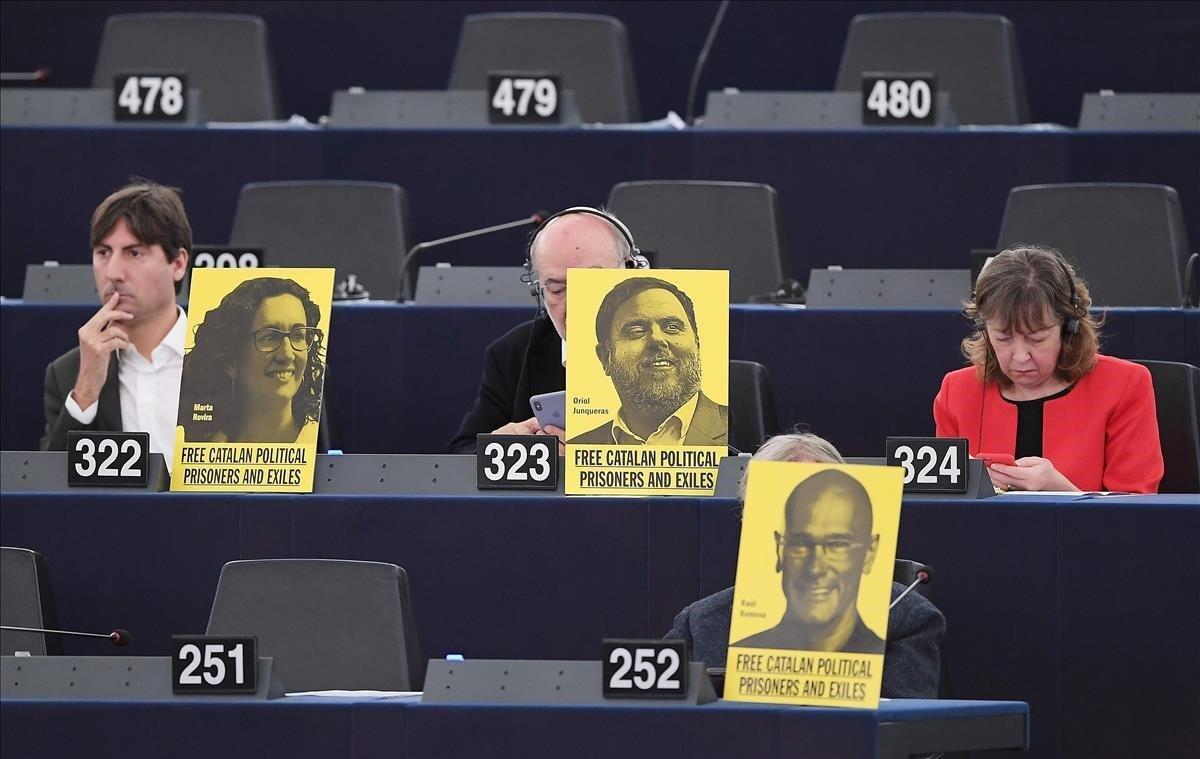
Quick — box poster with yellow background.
[724,461,903,708]
[565,269,728,496]
[171,268,334,493]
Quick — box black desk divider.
[313,454,566,496]
[1078,93,1199,131]
[806,269,971,309]
[2,451,170,493]
[714,455,750,497]
[422,659,716,706]
[715,455,995,499]
[22,264,99,303]
[701,91,956,129]
[1,656,282,700]
[328,90,582,128]
[414,266,532,306]
[0,88,202,126]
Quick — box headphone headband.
[532,206,638,259]
[1054,252,1082,337]
[522,206,649,315]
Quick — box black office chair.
[608,181,787,303]
[835,13,1028,125]
[449,13,640,123]
[997,183,1190,307]
[1,547,62,656]
[729,360,780,453]
[206,559,424,691]
[893,558,951,697]
[1133,360,1200,493]
[893,559,934,601]
[93,13,280,122]
[229,181,412,301]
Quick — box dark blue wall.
[3,1,1198,126]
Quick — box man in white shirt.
[40,180,191,467]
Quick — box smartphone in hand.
[977,452,1016,467]
[530,391,566,432]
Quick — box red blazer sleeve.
[1101,363,1164,493]
[933,373,960,437]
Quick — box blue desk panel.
[2,125,1196,297]
[3,301,1196,456]
[0,696,1028,759]
[0,491,1195,759]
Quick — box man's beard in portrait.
[609,342,702,415]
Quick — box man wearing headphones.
[448,207,643,453]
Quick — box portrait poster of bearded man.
[565,269,728,496]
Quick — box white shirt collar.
[119,306,187,366]
[611,393,701,445]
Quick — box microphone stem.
[399,215,542,301]
[1,625,113,640]
[888,575,925,610]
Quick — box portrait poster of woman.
[171,268,334,493]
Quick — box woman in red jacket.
[934,246,1163,493]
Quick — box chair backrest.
[93,13,279,122]
[835,13,1028,125]
[230,181,411,301]
[996,183,1189,307]
[449,13,640,123]
[1,547,61,656]
[729,360,780,453]
[893,559,934,600]
[607,181,786,303]
[206,559,423,691]
[1133,360,1200,494]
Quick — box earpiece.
[1055,253,1081,337]
[521,206,648,314]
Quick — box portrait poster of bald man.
[565,269,729,496]
[724,461,903,708]
[172,267,333,494]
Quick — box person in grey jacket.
[664,433,945,699]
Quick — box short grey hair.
[529,206,630,280]
[738,432,845,502]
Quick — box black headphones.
[1054,252,1082,338]
[521,206,650,312]
[971,249,1083,337]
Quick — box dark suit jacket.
[448,316,564,454]
[568,391,728,445]
[665,582,945,699]
[41,348,122,451]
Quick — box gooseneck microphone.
[398,211,548,301]
[0,67,51,83]
[684,0,731,125]
[889,564,934,610]
[1,624,131,647]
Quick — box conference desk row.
[2,124,1196,298]
[2,301,1196,455]
[0,694,1028,759]
[1,488,1195,759]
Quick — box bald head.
[529,212,629,338]
[530,213,628,279]
[784,469,873,536]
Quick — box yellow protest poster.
[565,269,728,496]
[171,268,334,493]
[724,461,903,708]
